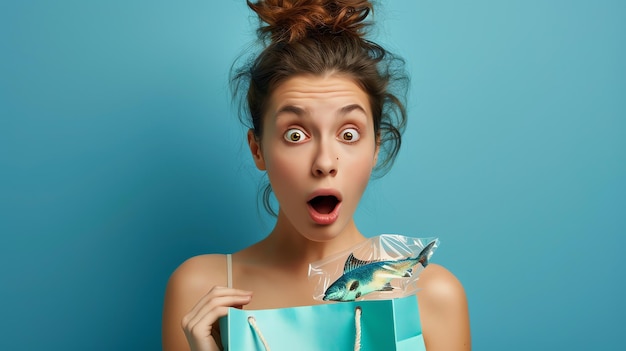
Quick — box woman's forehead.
[269,74,371,109]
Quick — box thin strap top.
[226,254,233,288]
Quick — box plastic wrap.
[308,234,439,302]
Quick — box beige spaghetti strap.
[226,254,233,289]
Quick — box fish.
[322,240,437,302]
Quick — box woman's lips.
[308,199,341,225]
[307,192,342,225]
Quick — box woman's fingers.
[184,294,252,330]
[188,287,252,313]
[183,287,252,326]
[181,286,253,351]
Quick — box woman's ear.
[248,129,266,170]
[373,134,380,168]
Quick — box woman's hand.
[181,286,253,351]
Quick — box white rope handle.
[354,307,362,351]
[247,307,363,351]
[248,316,272,351]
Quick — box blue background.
[1,0,624,350]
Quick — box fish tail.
[415,240,436,268]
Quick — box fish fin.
[380,282,394,292]
[343,253,375,273]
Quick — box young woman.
[162,1,471,350]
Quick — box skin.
[162,74,471,350]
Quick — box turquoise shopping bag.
[219,295,425,350]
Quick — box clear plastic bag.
[308,234,439,302]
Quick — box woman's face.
[248,74,379,241]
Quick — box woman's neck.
[259,211,367,266]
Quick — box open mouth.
[308,195,340,215]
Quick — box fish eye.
[284,128,307,143]
[349,280,360,291]
[340,128,360,143]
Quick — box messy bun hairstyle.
[232,0,408,215]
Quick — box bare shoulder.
[163,254,229,313]
[417,263,471,350]
[162,254,228,350]
[417,263,466,305]
[167,254,228,291]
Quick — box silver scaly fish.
[322,240,437,302]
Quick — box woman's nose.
[311,142,337,177]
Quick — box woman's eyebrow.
[340,104,368,116]
[276,105,306,117]
[275,103,367,118]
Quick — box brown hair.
[232,0,408,215]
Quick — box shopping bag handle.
[247,306,363,351]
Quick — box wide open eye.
[284,128,307,143]
[339,128,360,143]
